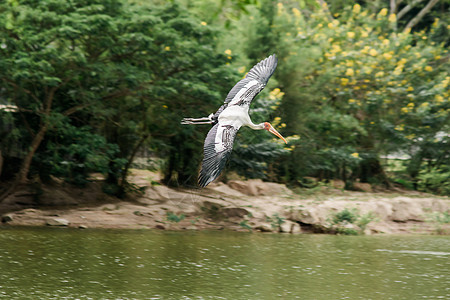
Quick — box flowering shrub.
[250,2,449,187]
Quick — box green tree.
[219,1,448,188]
[0,0,236,200]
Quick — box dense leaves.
[0,0,449,198]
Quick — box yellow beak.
[267,123,287,144]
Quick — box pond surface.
[0,227,448,299]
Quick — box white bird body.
[215,105,263,152]
[181,54,286,187]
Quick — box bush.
[417,167,450,196]
[328,208,376,235]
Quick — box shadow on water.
[0,227,448,299]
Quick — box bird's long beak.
[267,123,287,144]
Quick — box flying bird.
[181,54,287,187]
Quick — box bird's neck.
[247,122,265,130]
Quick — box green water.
[0,227,448,299]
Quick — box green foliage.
[1,0,449,197]
[166,212,186,223]
[266,213,286,231]
[238,220,252,231]
[331,208,358,224]
[35,122,125,186]
[0,0,235,192]
[417,166,450,196]
[328,208,376,235]
[426,211,450,235]
[224,0,449,187]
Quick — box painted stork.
[181,54,287,187]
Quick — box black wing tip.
[198,172,217,188]
[197,177,211,188]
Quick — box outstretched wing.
[198,54,278,187]
[198,122,240,187]
[212,54,278,121]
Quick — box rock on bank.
[1,173,449,234]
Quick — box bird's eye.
[264,122,270,130]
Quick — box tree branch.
[1,77,41,104]
[397,0,425,20]
[404,0,439,31]
[390,0,397,14]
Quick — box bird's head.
[264,122,287,144]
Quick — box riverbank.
[1,170,449,234]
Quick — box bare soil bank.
[1,170,449,234]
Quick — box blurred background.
[0,0,448,198]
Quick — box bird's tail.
[181,114,214,125]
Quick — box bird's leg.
[181,114,214,125]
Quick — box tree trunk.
[359,156,393,188]
[18,124,49,183]
[0,123,48,202]
[120,134,149,190]
[0,149,3,178]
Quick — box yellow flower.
[443,77,450,88]
[331,44,342,53]
[340,78,349,86]
[425,66,433,72]
[353,4,361,14]
[328,22,334,29]
[388,14,396,23]
[200,21,207,26]
[369,49,378,56]
[393,67,403,75]
[407,102,415,108]
[435,95,444,103]
[397,58,407,66]
[345,68,354,76]
[347,32,355,39]
[351,152,359,158]
[164,46,170,51]
[348,99,356,104]
[292,8,301,17]
[383,53,392,60]
[269,88,285,100]
[375,71,384,77]
[272,116,281,126]
[238,66,246,74]
[395,124,405,131]
[406,86,414,91]
[378,8,388,17]
[162,105,168,109]
[382,39,390,46]
[361,31,369,38]
[224,49,232,55]
[277,2,284,14]
[360,46,370,54]
[432,18,440,28]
